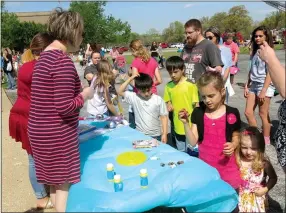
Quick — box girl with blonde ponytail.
[21,49,34,64]
[87,59,120,116]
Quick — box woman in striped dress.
[28,8,94,212]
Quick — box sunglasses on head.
[255,35,263,38]
[205,36,214,40]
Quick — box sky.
[4,1,279,34]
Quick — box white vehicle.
[170,43,184,48]
[170,43,177,48]
[177,43,184,49]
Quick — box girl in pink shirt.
[224,34,240,85]
[110,47,119,64]
[129,39,162,94]
[179,72,242,212]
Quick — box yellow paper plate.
[116,151,147,166]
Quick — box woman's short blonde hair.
[129,39,150,62]
[47,7,83,46]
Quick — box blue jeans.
[6,72,16,89]
[28,154,47,199]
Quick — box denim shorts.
[249,81,275,97]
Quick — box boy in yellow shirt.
[164,56,199,154]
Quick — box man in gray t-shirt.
[181,19,224,83]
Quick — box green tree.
[200,16,211,31]
[208,12,228,32]
[13,22,47,50]
[204,6,253,40]
[146,28,161,43]
[1,11,21,48]
[223,5,253,39]
[1,1,47,50]
[162,21,185,43]
[128,32,140,43]
[103,15,131,45]
[69,1,131,45]
[260,11,286,29]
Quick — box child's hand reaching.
[223,142,235,157]
[131,68,140,77]
[161,134,167,144]
[167,102,174,112]
[254,187,268,197]
[178,109,189,124]
[206,66,217,72]
[131,71,140,79]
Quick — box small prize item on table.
[160,161,184,168]
[78,124,97,136]
[107,115,123,122]
[108,121,116,129]
[114,174,123,192]
[95,114,105,120]
[104,115,129,128]
[150,156,160,160]
[106,163,115,181]
[168,162,177,169]
[132,139,159,149]
[140,169,148,188]
[122,120,129,126]
[79,128,112,143]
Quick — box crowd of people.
[1,48,20,90]
[7,7,285,213]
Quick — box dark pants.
[129,112,136,129]
[158,56,164,67]
[168,111,176,147]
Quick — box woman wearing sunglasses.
[204,27,235,103]
[244,26,275,145]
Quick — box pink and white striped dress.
[28,49,84,185]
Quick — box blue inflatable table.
[66,125,238,212]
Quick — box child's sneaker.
[264,136,271,145]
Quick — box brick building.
[15,11,51,24]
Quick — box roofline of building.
[14,11,51,14]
